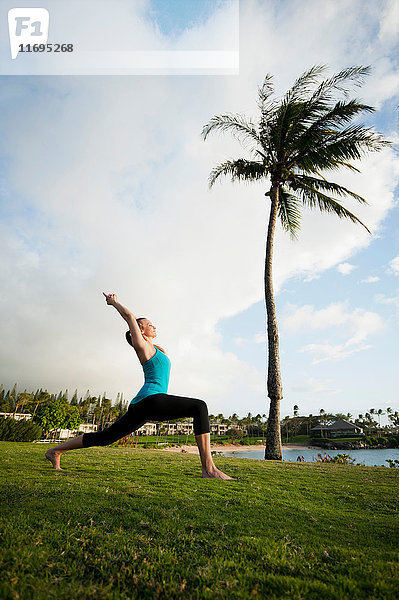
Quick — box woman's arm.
[103,293,146,349]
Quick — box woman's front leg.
[195,433,234,479]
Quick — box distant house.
[46,423,99,439]
[132,419,199,436]
[78,423,98,434]
[175,420,194,435]
[135,422,157,436]
[210,423,229,436]
[311,419,363,438]
[0,412,32,421]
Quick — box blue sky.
[0,0,398,424]
[147,0,220,36]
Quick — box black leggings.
[82,393,210,448]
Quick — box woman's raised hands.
[103,292,117,305]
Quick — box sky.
[0,0,398,423]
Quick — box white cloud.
[253,333,267,344]
[283,302,350,332]
[361,276,380,283]
[337,263,357,275]
[291,377,341,395]
[374,293,399,323]
[283,302,384,363]
[388,255,399,275]
[378,0,399,46]
[300,341,372,364]
[375,294,399,306]
[303,273,321,283]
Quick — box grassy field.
[284,435,310,445]
[0,442,398,600]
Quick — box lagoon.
[222,447,399,466]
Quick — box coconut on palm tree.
[202,64,390,460]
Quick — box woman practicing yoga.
[45,293,234,479]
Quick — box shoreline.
[161,443,315,455]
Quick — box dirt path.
[160,443,313,455]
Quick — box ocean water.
[221,447,399,467]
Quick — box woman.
[45,293,234,479]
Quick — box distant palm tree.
[388,411,399,427]
[202,65,389,460]
[307,413,313,436]
[377,408,384,434]
[282,415,291,443]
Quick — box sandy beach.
[161,443,311,455]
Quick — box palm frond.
[294,125,390,172]
[201,113,261,154]
[278,188,301,239]
[289,174,367,204]
[273,101,310,156]
[282,64,328,104]
[274,68,374,159]
[257,74,275,109]
[257,74,279,120]
[333,161,361,173]
[297,183,371,233]
[309,66,372,104]
[208,159,265,188]
[290,99,376,159]
[269,65,329,157]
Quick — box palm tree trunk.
[264,185,283,460]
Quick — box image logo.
[8,8,50,60]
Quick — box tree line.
[1,383,397,438]
[281,405,399,441]
[0,383,128,435]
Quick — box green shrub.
[316,453,356,465]
[387,435,399,448]
[364,435,399,448]
[0,417,42,442]
[239,438,261,446]
[227,428,244,440]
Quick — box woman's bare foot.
[202,466,235,479]
[45,448,62,470]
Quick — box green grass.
[284,435,310,445]
[0,442,398,600]
[121,435,265,446]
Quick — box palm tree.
[307,413,313,436]
[377,408,384,436]
[202,65,389,460]
[31,390,50,418]
[282,415,291,443]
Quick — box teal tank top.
[130,347,171,405]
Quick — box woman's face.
[140,319,157,339]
